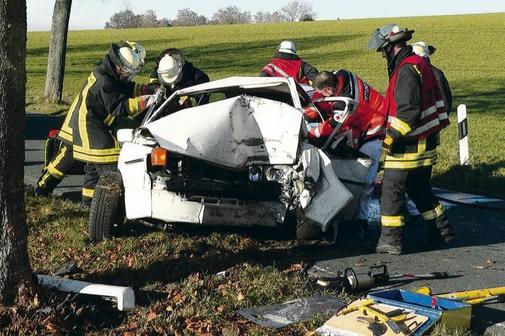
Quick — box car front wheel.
[88,171,125,242]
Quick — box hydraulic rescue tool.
[316,265,449,292]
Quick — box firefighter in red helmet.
[368,23,454,254]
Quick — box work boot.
[35,172,61,197]
[376,226,403,255]
[428,215,454,242]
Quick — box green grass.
[27,13,505,198]
[0,191,476,334]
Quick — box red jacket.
[305,71,386,148]
[386,55,449,140]
[262,58,309,84]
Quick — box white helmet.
[157,54,183,86]
[109,42,142,81]
[126,41,146,67]
[412,41,429,58]
[277,40,297,54]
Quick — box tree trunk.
[0,0,36,304]
[44,0,72,103]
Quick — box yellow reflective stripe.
[104,114,116,126]
[78,73,97,150]
[60,90,82,138]
[390,117,412,136]
[421,209,437,221]
[386,150,436,161]
[434,204,445,217]
[38,171,52,187]
[381,215,405,227]
[412,64,422,77]
[73,144,120,156]
[58,129,73,142]
[46,145,67,179]
[74,151,119,163]
[384,158,436,169]
[386,139,432,161]
[127,97,145,118]
[134,83,141,97]
[82,188,94,198]
[384,134,393,146]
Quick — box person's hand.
[140,83,160,95]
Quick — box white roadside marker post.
[457,104,470,165]
[37,275,135,311]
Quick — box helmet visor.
[368,28,387,51]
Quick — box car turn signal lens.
[151,148,168,166]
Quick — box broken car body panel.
[117,77,368,232]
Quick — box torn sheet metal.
[146,94,302,168]
[238,296,345,329]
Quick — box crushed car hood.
[144,95,302,168]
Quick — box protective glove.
[137,83,160,95]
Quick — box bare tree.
[172,8,207,26]
[105,9,140,29]
[0,0,36,304]
[105,8,171,29]
[44,0,72,103]
[280,1,315,22]
[212,6,252,25]
[254,11,272,23]
[138,9,158,28]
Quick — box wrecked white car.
[88,77,372,242]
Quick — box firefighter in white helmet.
[150,48,209,104]
[36,41,160,207]
[260,40,318,84]
[411,41,452,114]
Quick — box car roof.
[173,76,297,96]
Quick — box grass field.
[14,13,504,335]
[26,13,505,198]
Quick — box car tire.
[88,171,124,242]
[295,208,322,240]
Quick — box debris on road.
[37,274,135,311]
[238,296,345,329]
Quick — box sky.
[28,0,505,31]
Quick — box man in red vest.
[304,70,386,238]
[368,24,454,255]
[260,40,318,84]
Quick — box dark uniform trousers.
[36,142,78,196]
[380,166,443,225]
[81,163,117,206]
[36,142,117,207]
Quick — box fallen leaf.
[147,310,158,321]
[237,292,245,301]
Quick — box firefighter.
[149,48,209,104]
[36,41,159,206]
[412,41,452,114]
[260,40,318,84]
[368,23,454,255]
[305,70,386,238]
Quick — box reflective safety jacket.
[261,52,318,84]
[383,49,449,169]
[58,55,152,164]
[305,70,386,148]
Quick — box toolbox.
[368,289,471,334]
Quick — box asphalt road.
[25,114,505,335]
